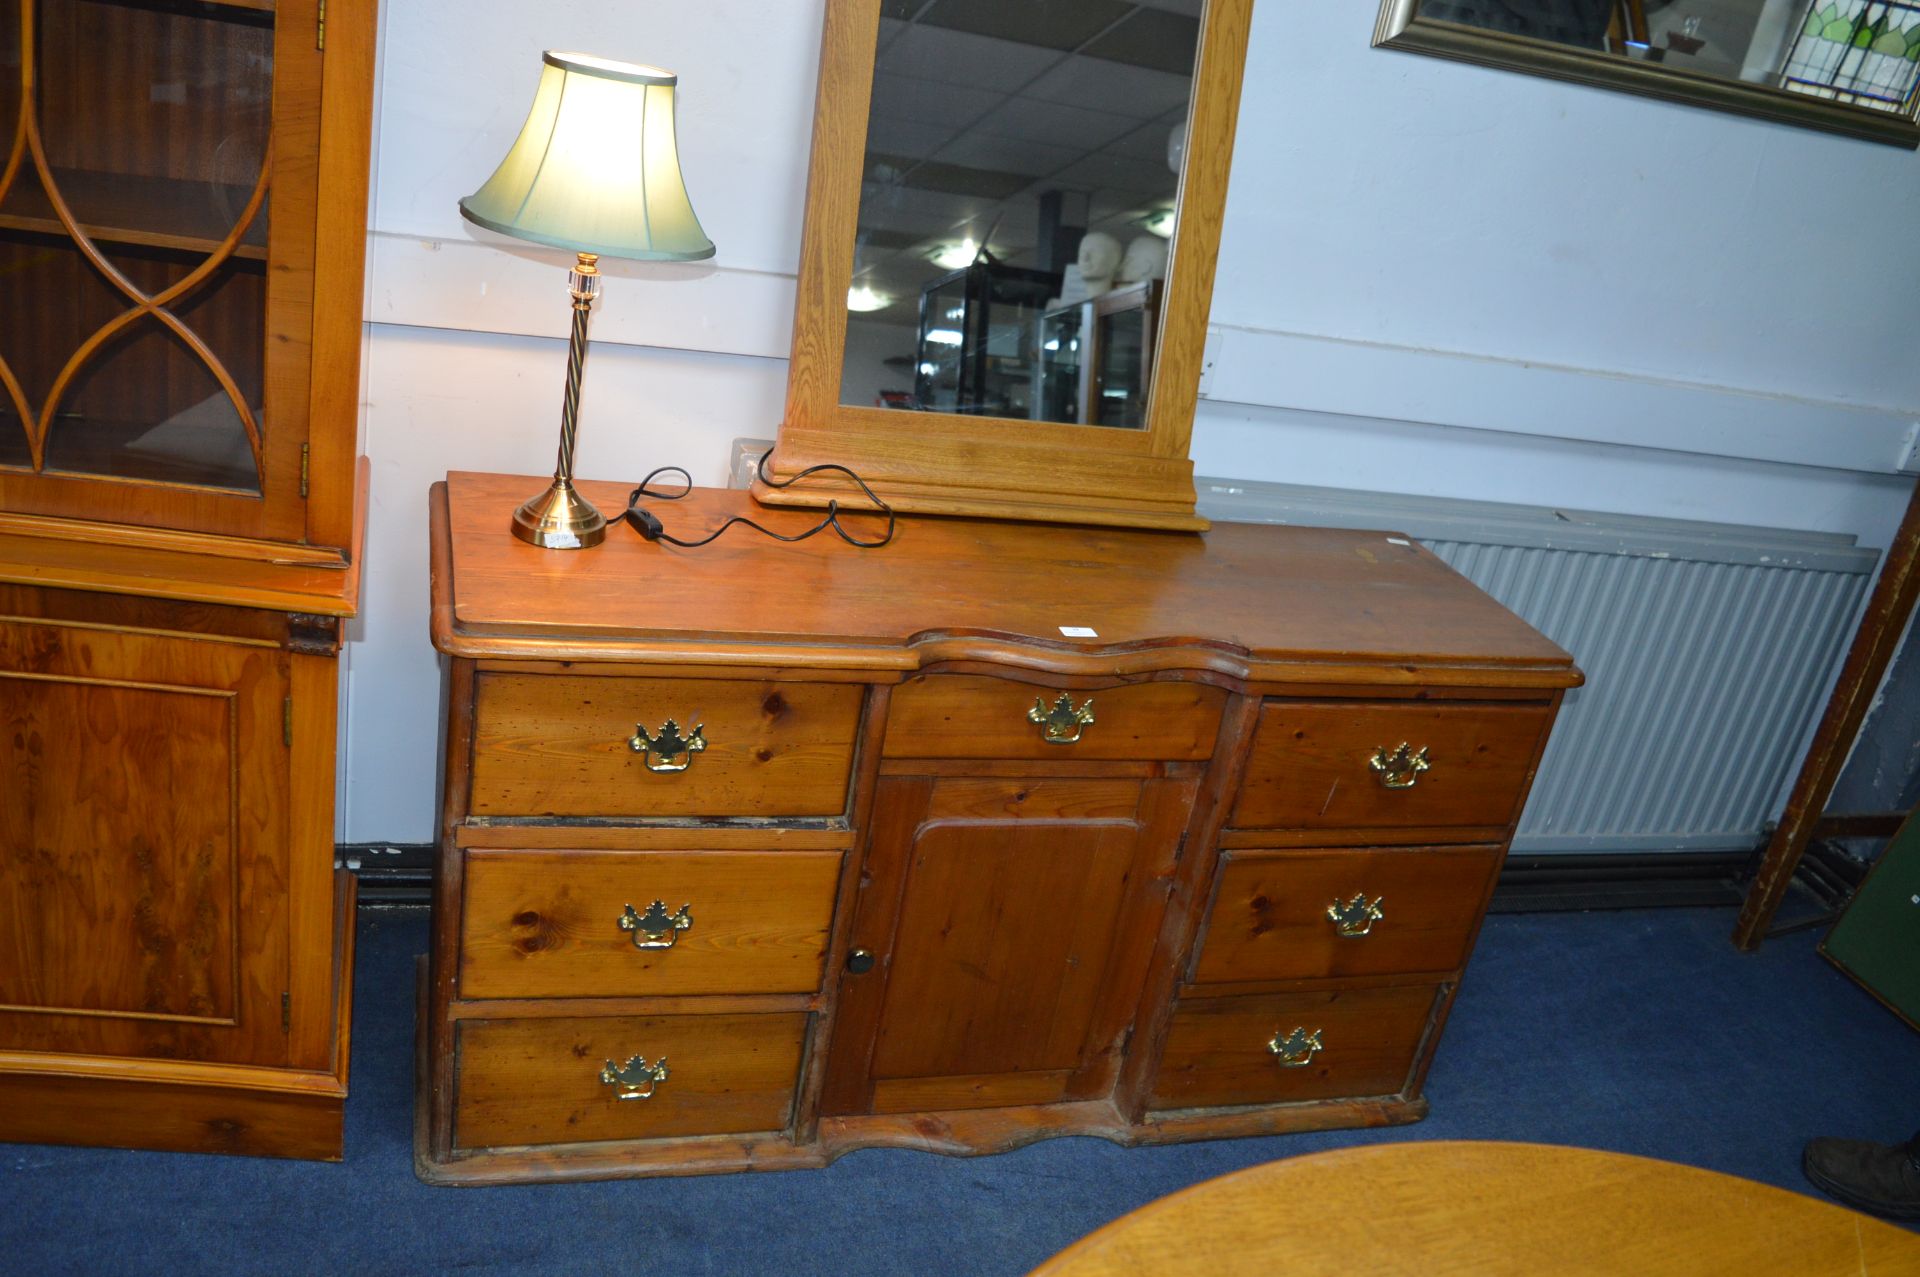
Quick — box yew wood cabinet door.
[822,774,1198,1116]
[0,618,291,1067]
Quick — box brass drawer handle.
[1028,693,1095,744]
[628,718,706,772]
[618,900,692,950]
[600,1055,670,1101]
[1268,1027,1323,1068]
[1369,742,1430,789]
[1326,893,1384,938]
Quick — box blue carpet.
[2,905,1915,1275]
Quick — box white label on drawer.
[1387,537,1411,546]
[1059,626,1099,638]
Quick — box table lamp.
[459,51,715,549]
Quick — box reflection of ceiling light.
[847,285,892,313]
[924,328,963,346]
[928,239,979,270]
[1138,208,1176,239]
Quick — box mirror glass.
[1414,1,1920,110]
[838,0,1203,428]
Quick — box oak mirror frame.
[1374,0,1920,149]
[755,0,1255,532]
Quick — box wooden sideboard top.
[431,472,1580,687]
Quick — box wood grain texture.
[757,0,1256,529]
[1030,1142,1920,1277]
[1149,984,1440,1110]
[883,674,1226,761]
[0,616,290,1066]
[458,848,841,999]
[1190,846,1504,984]
[437,475,1581,688]
[468,674,863,818]
[0,1064,344,1161]
[1231,700,1553,831]
[452,1012,808,1150]
[419,475,1576,1181]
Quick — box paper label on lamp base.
[547,531,581,549]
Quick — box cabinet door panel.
[0,0,325,541]
[0,620,289,1066]
[824,774,1194,1116]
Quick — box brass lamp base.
[511,478,607,549]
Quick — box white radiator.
[1198,479,1877,855]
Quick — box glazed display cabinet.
[0,0,377,1159]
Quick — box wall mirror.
[758,0,1254,531]
[1375,0,1920,147]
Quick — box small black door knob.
[846,949,875,974]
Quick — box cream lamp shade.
[458,51,715,262]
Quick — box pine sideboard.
[418,471,1580,1185]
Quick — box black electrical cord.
[621,447,895,549]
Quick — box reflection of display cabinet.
[0,0,377,1159]
[913,258,1055,417]
[1036,281,1161,430]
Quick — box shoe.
[1802,1131,1920,1219]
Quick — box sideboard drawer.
[469,675,863,818]
[1191,846,1502,985]
[453,1012,808,1150]
[1231,700,1550,832]
[1148,984,1439,1110]
[459,849,843,999]
[884,674,1226,760]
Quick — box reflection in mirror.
[1377,0,1920,146]
[1409,1,1920,112]
[839,1,1202,429]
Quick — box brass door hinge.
[281,991,292,1033]
[283,696,294,748]
[299,443,311,498]
[316,0,326,51]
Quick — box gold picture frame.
[1374,0,1920,149]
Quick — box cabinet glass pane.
[0,0,272,493]
[1093,307,1148,430]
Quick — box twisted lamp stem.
[509,251,609,549]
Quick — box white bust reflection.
[1076,231,1123,297]
[1117,235,1168,285]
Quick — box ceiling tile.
[1053,151,1182,197]
[933,132,1083,178]
[868,71,1006,129]
[899,159,1034,200]
[859,184,996,235]
[1083,8,1203,74]
[1108,118,1185,165]
[1020,55,1193,119]
[919,0,1136,51]
[972,97,1137,150]
[865,116,957,160]
[877,24,1062,93]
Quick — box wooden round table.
[1029,1141,1920,1276]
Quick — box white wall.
[341,0,1920,843]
